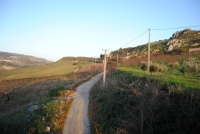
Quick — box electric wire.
[120,30,148,48]
[151,25,200,30]
[116,24,200,51]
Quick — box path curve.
[63,73,103,134]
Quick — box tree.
[118,48,123,55]
[100,54,104,59]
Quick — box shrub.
[155,63,168,72]
[72,62,78,65]
[174,61,180,68]
[141,61,147,71]
[34,117,45,134]
[168,61,180,70]
[150,64,157,73]
[49,87,65,97]
[141,62,168,73]
[180,58,200,75]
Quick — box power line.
[120,29,148,48]
[151,25,200,30]
[119,24,200,49]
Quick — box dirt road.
[63,73,103,134]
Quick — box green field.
[1,60,92,80]
[119,66,200,90]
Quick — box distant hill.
[0,51,52,70]
[110,29,200,58]
[57,56,94,62]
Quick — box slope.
[0,51,52,70]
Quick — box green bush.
[150,64,157,73]
[72,62,78,65]
[168,61,180,70]
[180,58,200,75]
[153,63,167,72]
[141,62,168,73]
[34,117,45,134]
[49,87,65,97]
[141,61,147,71]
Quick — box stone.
[42,116,45,123]
[27,105,40,112]
[191,43,199,47]
[46,126,50,133]
[166,39,183,51]
[145,83,149,89]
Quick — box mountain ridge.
[0,51,52,70]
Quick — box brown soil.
[0,73,91,118]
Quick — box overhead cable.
[151,25,200,30]
[120,30,148,48]
[118,24,200,49]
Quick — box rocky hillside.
[0,51,52,70]
[110,29,200,58]
[166,29,200,51]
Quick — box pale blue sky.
[0,0,200,61]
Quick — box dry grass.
[0,75,79,118]
[89,69,200,134]
[0,63,106,133]
[56,99,74,134]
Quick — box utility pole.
[103,49,108,86]
[94,56,96,66]
[147,28,151,73]
[117,53,118,68]
[94,56,96,74]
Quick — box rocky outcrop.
[166,29,200,51]
[152,49,159,53]
[171,28,192,39]
[166,39,184,51]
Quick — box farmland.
[0,56,103,133]
[0,59,87,80]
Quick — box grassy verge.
[0,87,74,134]
[89,68,200,134]
[119,66,200,90]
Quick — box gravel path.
[63,73,103,134]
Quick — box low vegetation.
[141,61,168,73]
[0,87,74,134]
[90,68,200,133]
[0,62,104,133]
[180,57,200,75]
[168,61,180,70]
[140,57,200,76]
[90,52,200,134]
